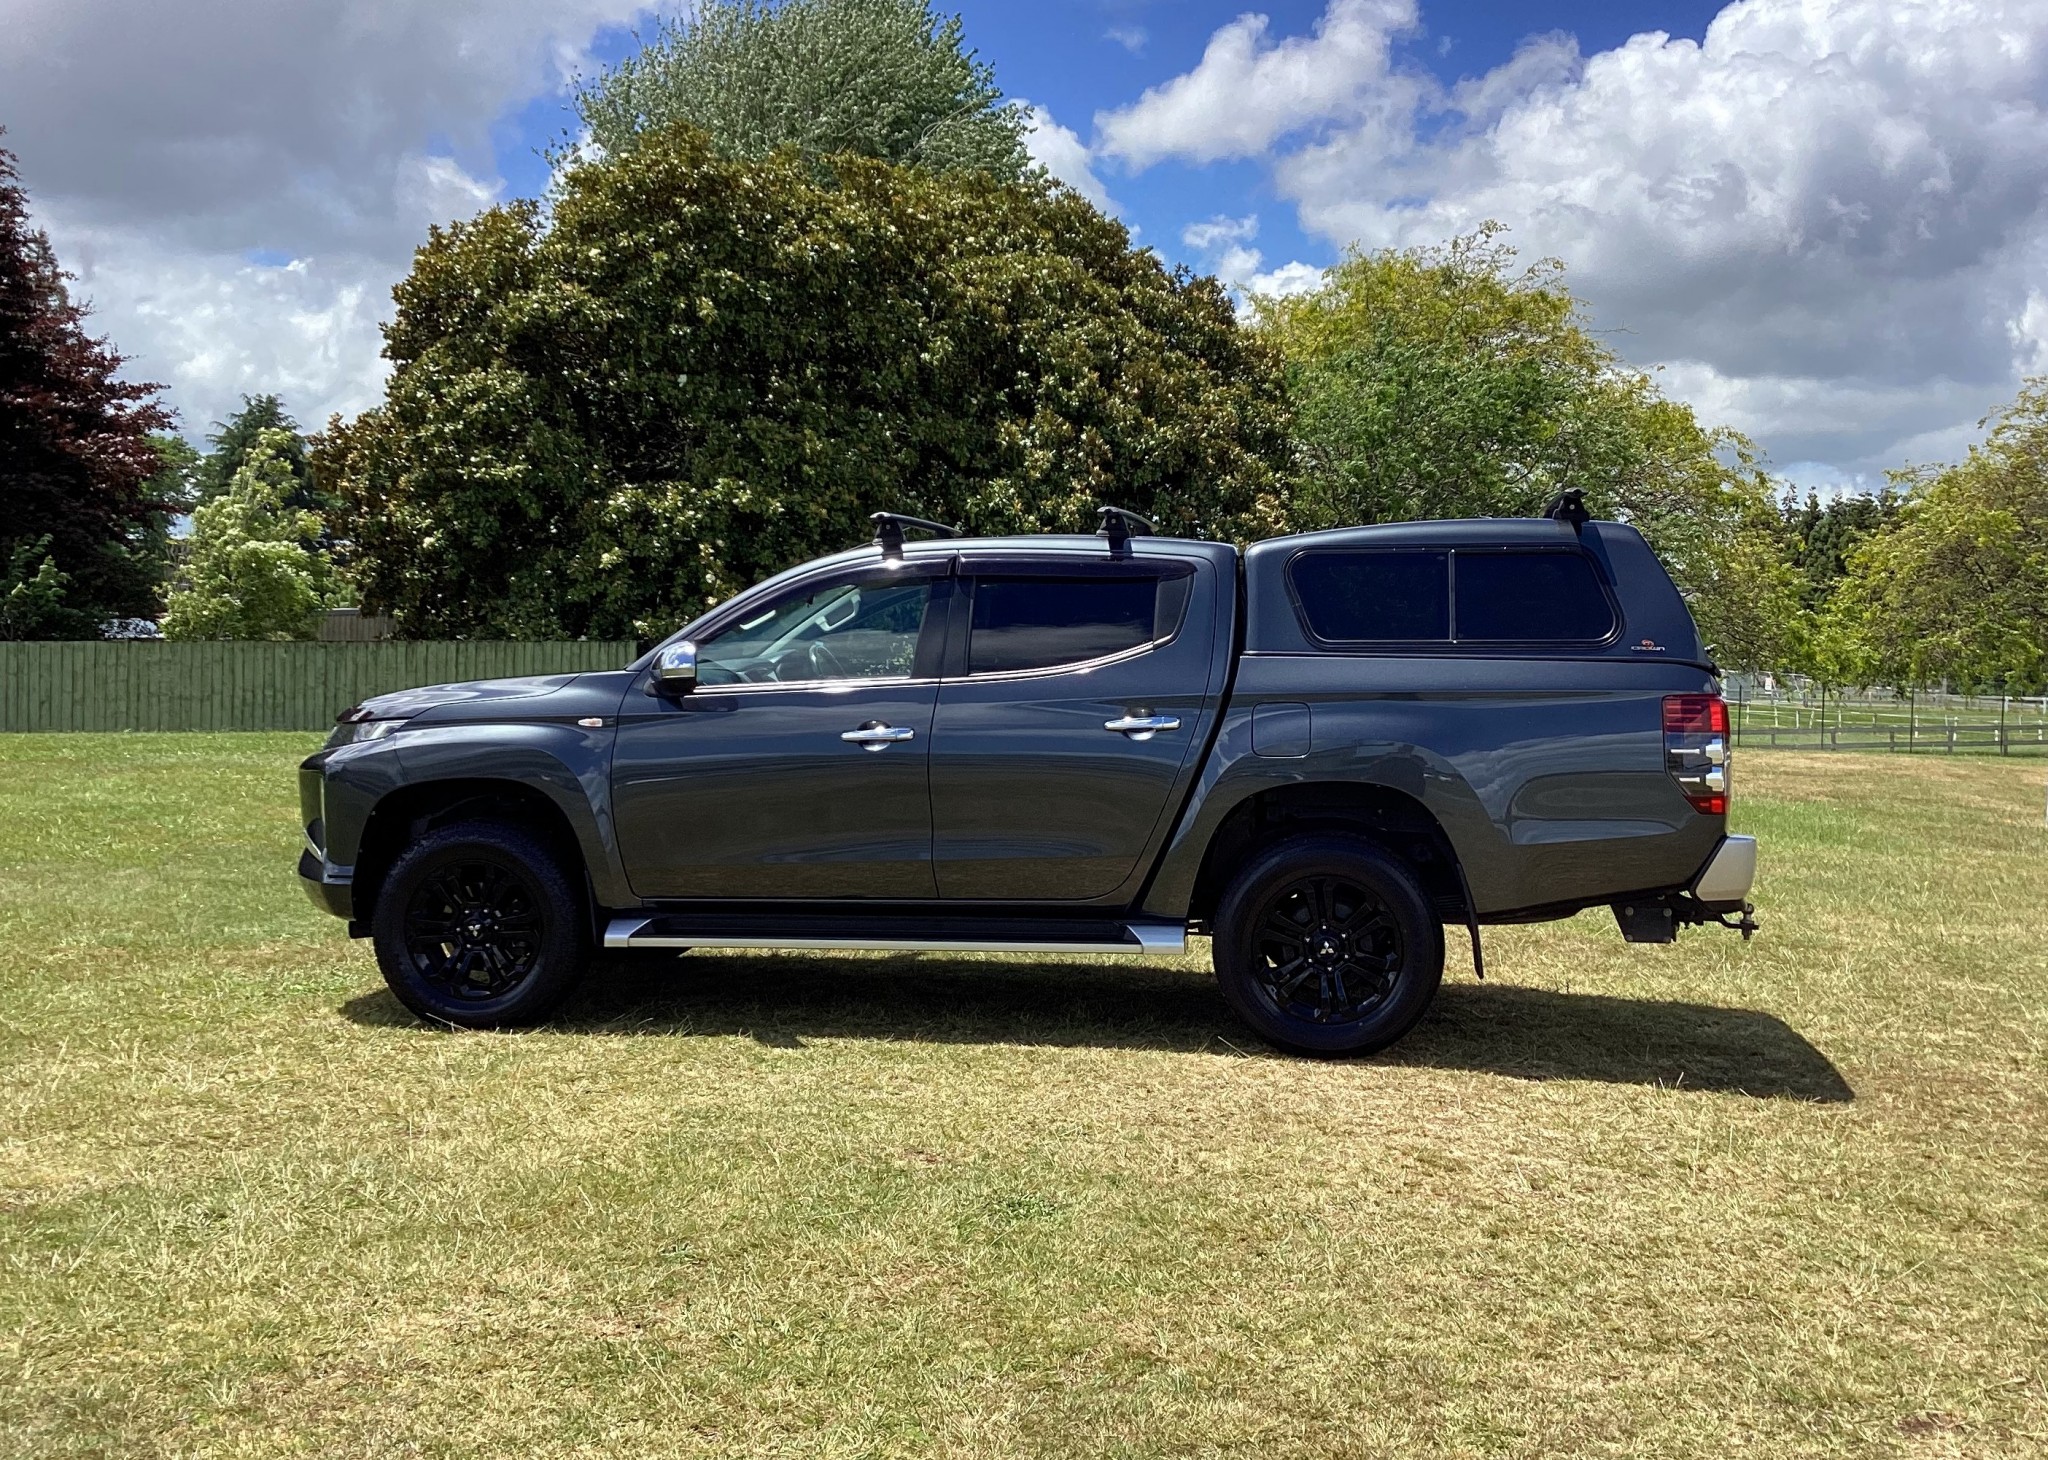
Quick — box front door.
[612,567,946,900]
[929,561,1221,901]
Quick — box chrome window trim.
[950,637,1163,686]
[683,673,939,699]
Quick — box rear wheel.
[372,820,589,1028]
[1212,836,1444,1056]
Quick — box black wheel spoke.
[401,855,548,1001]
[1250,872,1407,1026]
[1262,905,1307,939]
[1270,957,1318,998]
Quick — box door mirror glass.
[655,640,699,695]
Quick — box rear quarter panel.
[1142,658,1725,921]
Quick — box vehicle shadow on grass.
[341,953,1853,1103]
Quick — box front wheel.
[1212,836,1444,1056]
[372,820,590,1028]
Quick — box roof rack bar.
[1544,488,1589,533]
[871,512,962,560]
[1096,506,1155,558]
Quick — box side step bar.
[604,915,1187,957]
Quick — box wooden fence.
[0,641,638,733]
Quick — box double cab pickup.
[300,505,1758,1056]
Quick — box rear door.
[928,556,1223,901]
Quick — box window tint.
[969,576,1161,674]
[1289,551,1450,642]
[1454,551,1615,642]
[697,577,932,685]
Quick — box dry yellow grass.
[0,736,2043,1457]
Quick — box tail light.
[1664,695,1729,815]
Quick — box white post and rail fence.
[1724,680,2048,757]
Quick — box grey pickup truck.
[300,501,1757,1056]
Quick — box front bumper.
[1691,834,1758,908]
[298,846,354,919]
[298,753,354,920]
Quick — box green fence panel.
[0,641,639,733]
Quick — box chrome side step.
[603,916,1186,956]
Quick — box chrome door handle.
[1104,715,1181,740]
[842,723,916,751]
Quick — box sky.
[4,0,2046,498]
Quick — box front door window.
[697,578,932,686]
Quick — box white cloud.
[0,0,667,437]
[1022,104,1118,214]
[1106,26,1147,56]
[1181,215,1259,253]
[1095,0,1423,168]
[1247,259,1326,297]
[1180,214,1324,313]
[2013,290,2048,377]
[1774,461,1883,502]
[1108,0,2048,479]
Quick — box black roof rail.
[1543,488,1590,533]
[871,512,961,561]
[1096,505,1155,558]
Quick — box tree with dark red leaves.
[0,135,178,639]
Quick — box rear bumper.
[1690,834,1757,908]
[298,847,354,920]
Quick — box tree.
[0,135,175,639]
[574,0,1031,181]
[1254,226,1803,671]
[0,537,86,639]
[195,394,318,509]
[1829,381,2048,691]
[316,128,1289,639]
[1782,488,1901,611]
[137,432,201,608]
[161,429,335,641]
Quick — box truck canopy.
[1241,518,1706,666]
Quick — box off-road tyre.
[372,819,590,1028]
[1212,835,1444,1057]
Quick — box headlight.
[324,717,405,749]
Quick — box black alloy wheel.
[1251,872,1404,1026]
[1213,835,1444,1057]
[402,859,545,1002]
[372,820,590,1028]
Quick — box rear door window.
[968,576,1166,674]
[1288,550,1450,642]
[1454,551,1616,642]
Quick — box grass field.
[2,736,2044,1458]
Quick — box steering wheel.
[806,640,851,680]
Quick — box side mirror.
[654,641,698,695]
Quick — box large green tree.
[1782,489,1901,611]
[0,137,175,639]
[194,394,318,509]
[162,430,335,641]
[1828,381,2048,691]
[574,0,1030,180]
[317,128,1289,639]
[1255,227,1803,671]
